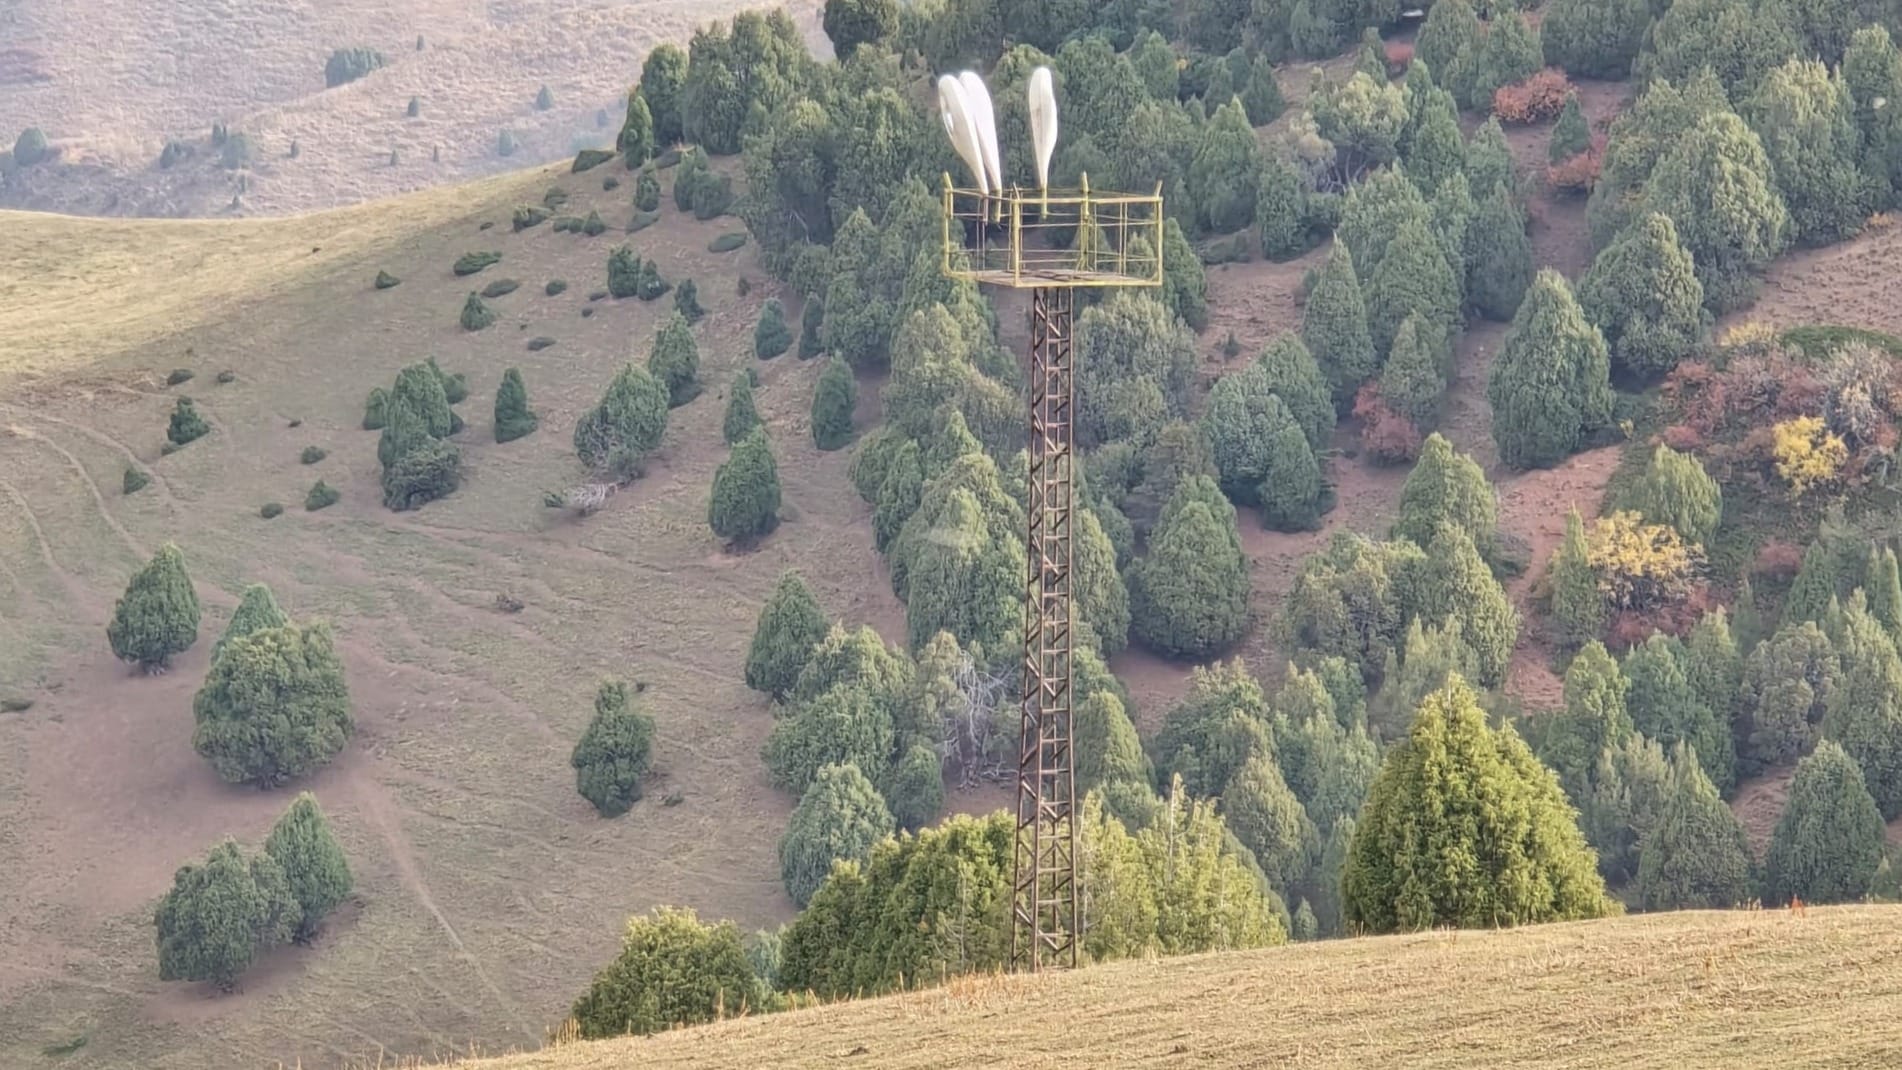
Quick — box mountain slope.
[468,906,1902,1070]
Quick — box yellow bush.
[1772,416,1848,497]
[1585,510,1702,610]
[1719,320,1778,354]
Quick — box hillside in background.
[460,907,1902,1070]
[0,0,824,217]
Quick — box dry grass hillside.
[458,906,1902,1070]
[0,159,927,1070]
[0,0,824,218]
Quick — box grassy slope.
[0,160,917,1069]
[463,906,1902,1070]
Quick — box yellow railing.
[940,173,1165,290]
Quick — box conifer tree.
[571,679,656,816]
[214,583,287,662]
[1542,0,1647,80]
[1432,170,1476,297]
[1549,507,1606,648]
[755,299,793,360]
[1488,269,1613,469]
[885,744,944,832]
[362,387,390,431]
[745,570,828,702]
[168,397,210,446]
[108,543,202,672]
[1223,755,1317,894]
[1577,213,1706,380]
[460,292,494,331]
[1258,150,1308,261]
[1339,168,1431,285]
[1631,444,1722,545]
[1259,414,1325,533]
[673,277,705,324]
[575,363,669,478]
[647,312,700,407]
[1740,622,1835,770]
[780,763,895,907]
[723,370,761,446]
[1160,219,1209,331]
[1391,432,1496,552]
[493,368,537,444]
[1204,363,1291,505]
[1240,53,1286,126]
[1467,184,1532,322]
[799,295,825,359]
[193,623,352,787]
[1745,58,1865,247]
[1075,509,1131,656]
[903,489,1019,655]
[1189,98,1261,234]
[811,355,858,450]
[1581,732,1673,883]
[263,793,353,941]
[570,907,758,1038]
[1129,477,1252,659]
[1684,607,1743,733]
[1634,745,1755,910]
[1405,91,1466,197]
[1764,739,1885,904]
[1377,313,1445,431]
[1540,641,1632,801]
[1548,94,1591,163]
[1868,547,1902,639]
[1733,575,1766,653]
[872,440,922,554]
[1624,633,1735,795]
[1312,814,1355,935]
[1366,216,1461,355]
[822,209,896,370]
[1257,334,1336,454]
[634,164,661,212]
[1415,0,1480,85]
[1302,242,1379,407]
[1641,111,1791,312]
[1463,117,1514,200]
[1075,690,1153,800]
[1466,12,1543,112]
[155,840,296,990]
[1822,601,1902,818]
[1784,539,1841,628]
[1420,526,1518,687]
[1343,677,1610,932]
[708,428,782,543]
[618,89,654,166]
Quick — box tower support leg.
[1011,285,1078,973]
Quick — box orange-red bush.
[1353,383,1423,465]
[1661,424,1707,452]
[1753,540,1803,577]
[1607,586,1716,649]
[1545,147,1602,195]
[1385,42,1414,76]
[1493,70,1572,124]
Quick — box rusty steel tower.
[942,175,1164,971]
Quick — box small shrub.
[452,251,501,277]
[300,445,326,465]
[497,130,517,157]
[636,260,670,301]
[381,439,462,510]
[603,175,620,191]
[13,127,49,166]
[324,47,386,88]
[755,299,792,359]
[581,210,607,237]
[1587,510,1703,612]
[1352,384,1423,465]
[527,336,557,352]
[708,232,748,254]
[374,270,401,290]
[512,206,549,232]
[544,187,570,209]
[588,290,608,302]
[362,388,389,430]
[259,502,284,519]
[494,368,539,443]
[571,680,655,816]
[1385,42,1414,73]
[1201,232,1252,265]
[581,307,595,318]
[305,480,340,511]
[406,96,420,118]
[628,210,659,233]
[159,139,191,169]
[460,293,495,331]
[654,147,681,169]
[1492,70,1571,124]
[552,215,580,234]
[123,467,150,494]
[166,368,195,386]
[572,148,615,173]
[545,279,568,297]
[480,278,520,299]
[167,398,209,446]
[1546,148,1603,195]
[674,278,704,323]
[692,175,734,219]
[535,85,554,111]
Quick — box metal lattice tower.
[942,175,1163,972]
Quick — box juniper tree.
[193,623,352,787]
[1464,117,1514,200]
[1631,444,1722,545]
[1868,547,1902,639]
[1420,525,1518,687]
[1540,641,1632,802]
[755,299,793,359]
[1764,739,1886,904]
[1577,213,1706,380]
[1203,362,1290,505]
[1745,58,1865,247]
[618,89,654,166]
[1075,690,1152,802]
[1822,601,1902,818]
[167,397,210,446]
[1415,0,1480,86]
[639,43,688,145]
[570,908,759,1038]
[1223,755,1317,894]
[885,744,944,832]
[763,685,898,796]
[1258,150,1308,261]
[1464,12,1543,112]
[572,680,657,816]
[459,292,494,331]
[1189,98,1261,234]
[1075,508,1131,657]
[779,762,895,906]
[493,368,537,444]
[1377,314,1445,431]
[214,584,287,661]
[1641,111,1791,312]
[745,571,827,700]
[1302,242,1379,407]
[708,429,782,543]
[1258,334,1335,454]
[1343,677,1610,932]
[1467,184,1532,322]
[1684,607,1743,733]
[634,165,661,212]
[262,793,352,941]
[1405,90,1466,198]
[154,840,296,990]
[1634,745,1755,910]
[607,246,642,298]
[1741,622,1836,770]
[1549,94,1591,164]
[1152,660,1272,800]
[1258,414,1324,532]
[1488,269,1614,469]
[1635,0,1799,101]
[575,363,669,478]
[1129,477,1252,659]
[1783,539,1841,628]
[903,489,1019,656]
[1367,217,1461,357]
[1391,432,1496,552]
[1160,220,1209,331]
[647,313,700,407]
[108,543,201,672]
[362,387,390,430]
[799,295,825,358]
[1542,0,1647,80]
[1624,633,1735,796]
[722,371,761,446]
[822,209,897,370]
[811,355,857,451]
[1580,731,1674,883]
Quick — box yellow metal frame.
[940,173,1165,290]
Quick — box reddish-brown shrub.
[1661,424,1707,453]
[1545,146,1603,195]
[1753,540,1803,577]
[1353,383,1423,465]
[1493,70,1572,124]
[1385,42,1415,76]
[1607,585,1716,649]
